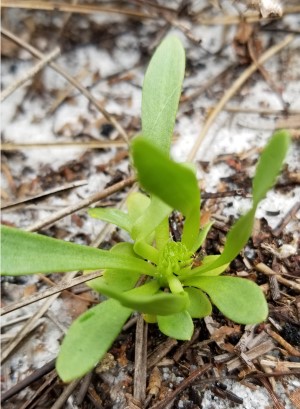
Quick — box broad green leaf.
[184,287,212,318]
[131,195,171,242]
[132,138,200,248]
[253,130,290,206]
[142,36,185,155]
[132,138,199,217]
[126,192,151,224]
[131,196,171,263]
[0,226,156,277]
[155,217,170,251]
[92,279,189,315]
[88,208,131,233]
[92,269,139,293]
[88,243,141,293]
[56,299,132,382]
[184,276,268,324]
[157,311,193,340]
[109,242,140,257]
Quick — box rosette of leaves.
[1,36,290,382]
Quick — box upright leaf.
[131,195,172,242]
[142,36,185,155]
[184,130,290,276]
[253,130,290,206]
[132,137,200,248]
[126,192,151,224]
[88,208,132,233]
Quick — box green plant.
[1,36,290,382]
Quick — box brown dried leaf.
[212,325,241,342]
[289,388,300,409]
[147,366,162,397]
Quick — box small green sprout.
[1,36,290,382]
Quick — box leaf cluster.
[0,37,290,382]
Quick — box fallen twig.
[1,360,56,403]
[256,263,300,292]
[0,140,128,151]
[187,35,294,161]
[1,0,154,19]
[147,338,178,369]
[134,315,148,404]
[50,378,82,409]
[1,27,129,143]
[25,175,136,232]
[1,180,87,211]
[0,270,103,316]
[149,364,212,409]
[1,47,60,102]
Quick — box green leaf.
[56,299,132,382]
[187,210,256,276]
[155,217,170,251]
[157,311,193,340]
[126,192,151,224]
[181,255,229,279]
[181,130,290,277]
[131,195,171,242]
[132,138,199,218]
[253,130,290,206]
[88,208,132,233]
[91,279,189,316]
[132,138,200,248]
[0,226,156,277]
[184,276,268,324]
[131,195,171,263]
[88,243,141,293]
[190,221,214,253]
[142,36,185,155]
[184,287,212,318]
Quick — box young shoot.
[1,36,290,382]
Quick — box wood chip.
[226,340,275,372]
[147,338,178,369]
[266,328,300,357]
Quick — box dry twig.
[0,271,103,316]
[1,140,128,151]
[1,27,129,143]
[1,0,155,19]
[1,47,60,102]
[134,316,148,404]
[25,175,136,232]
[187,35,294,161]
[149,364,212,409]
[1,360,56,403]
[256,263,300,292]
[1,180,87,211]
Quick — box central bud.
[157,241,193,279]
